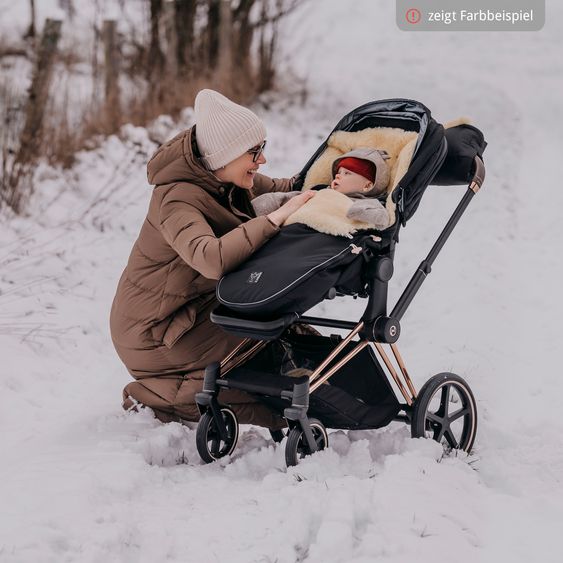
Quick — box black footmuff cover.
[216,224,369,317]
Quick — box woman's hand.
[267,190,316,226]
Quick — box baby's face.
[330,167,372,195]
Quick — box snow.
[1,1,563,562]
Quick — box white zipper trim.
[218,244,356,307]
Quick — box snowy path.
[1,1,563,561]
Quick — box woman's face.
[214,142,267,189]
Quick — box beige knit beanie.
[194,89,267,170]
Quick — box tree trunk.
[258,1,277,93]
[217,0,233,86]
[233,0,256,90]
[102,20,120,131]
[206,0,220,71]
[174,0,197,77]
[147,0,165,81]
[24,0,36,39]
[163,2,178,79]
[146,0,166,113]
[17,19,63,162]
[8,19,62,212]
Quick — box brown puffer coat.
[110,126,293,426]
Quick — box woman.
[110,89,314,427]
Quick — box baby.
[252,147,391,231]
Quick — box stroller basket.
[225,333,400,430]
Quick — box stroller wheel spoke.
[427,412,443,425]
[210,437,221,456]
[438,384,452,416]
[426,412,444,436]
[444,429,459,449]
[448,407,469,423]
[435,424,446,442]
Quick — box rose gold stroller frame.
[218,323,417,407]
[220,338,269,374]
[301,322,417,407]
[309,338,418,407]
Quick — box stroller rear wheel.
[285,418,328,467]
[411,373,477,453]
[196,407,239,463]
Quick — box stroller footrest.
[210,306,298,340]
[219,368,308,398]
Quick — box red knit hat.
[334,157,376,182]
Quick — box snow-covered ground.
[1,1,562,561]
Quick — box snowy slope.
[1,1,563,562]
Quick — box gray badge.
[397,0,544,31]
[247,272,263,284]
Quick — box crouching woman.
[109,89,313,427]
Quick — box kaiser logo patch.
[247,271,263,284]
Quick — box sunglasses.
[247,140,267,163]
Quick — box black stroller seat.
[210,306,298,340]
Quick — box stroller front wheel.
[411,373,477,453]
[196,407,239,463]
[285,418,328,467]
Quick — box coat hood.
[147,126,226,196]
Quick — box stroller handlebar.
[388,159,486,323]
[470,156,486,193]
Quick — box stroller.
[195,99,487,467]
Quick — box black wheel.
[269,429,286,443]
[285,418,328,467]
[196,408,239,463]
[411,373,477,453]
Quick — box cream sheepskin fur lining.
[298,118,472,234]
[285,188,371,238]
[443,117,472,129]
[302,127,418,227]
